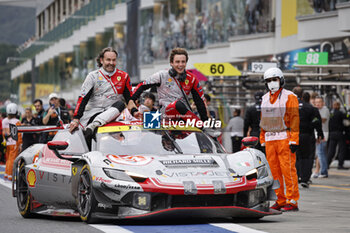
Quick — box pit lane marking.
[0,166,11,189]
[89,224,133,233]
[311,184,350,191]
[211,223,267,233]
[328,171,350,177]
[91,223,267,233]
[0,178,12,189]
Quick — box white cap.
[49,93,58,100]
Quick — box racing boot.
[281,204,299,212]
[84,121,101,142]
[84,122,100,150]
[270,202,283,211]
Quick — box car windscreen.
[97,129,217,155]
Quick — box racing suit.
[73,68,133,128]
[260,88,300,207]
[2,118,22,180]
[132,70,208,123]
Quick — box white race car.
[12,121,280,223]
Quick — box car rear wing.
[9,124,65,141]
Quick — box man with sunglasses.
[259,67,300,212]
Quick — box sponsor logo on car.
[160,170,231,178]
[107,154,153,166]
[27,169,36,187]
[114,183,141,190]
[92,176,112,183]
[160,159,218,167]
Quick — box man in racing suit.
[260,67,300,212]
[69,47,140,137]
[2,103,22,181]
[132,47,208,125]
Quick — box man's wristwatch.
[131,107,138,117]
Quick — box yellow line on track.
[311,184,350,191]
[328,171,350,177]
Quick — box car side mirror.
[48,141,69,150]
[242,136,258,148]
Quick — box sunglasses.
[265,77,279,83]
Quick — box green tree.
[0,43,18,102]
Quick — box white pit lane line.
[89,224,134,233]
[211,223,267,233]
[90,223,268,233]
[0,178,12,189]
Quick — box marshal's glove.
[290,144,299,153]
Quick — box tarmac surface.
[0,162,349,233]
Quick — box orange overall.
[260,88,300,207]
[2,118,22,180]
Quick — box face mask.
[267,81,280,94]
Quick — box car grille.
[121,189,265,211]
[171,194,235,207]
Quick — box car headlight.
[245,168,258,180]
[103,168,133,182]
[125,171,148,183]
[257,165,269,179]
[103,168,148,183]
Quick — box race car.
[12,121,280,223]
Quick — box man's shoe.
[337,166,349,170]
[300,182,309,188]
[270,202,283,210]
[318,174,328,178]
[281,204,299,212]
[311,173,319,179]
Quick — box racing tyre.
[77,165,97,223]
[16,163,33,218]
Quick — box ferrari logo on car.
[72,167,77,176]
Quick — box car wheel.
[77,165,97,223]
[17,163,33,218]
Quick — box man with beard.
[69,47,140,141]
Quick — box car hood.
[88,149,260,186]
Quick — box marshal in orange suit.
[260,67,300,212]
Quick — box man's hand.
[69,119,79,133]
[290,144,299,153]
[133,111,142,119]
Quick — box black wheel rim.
[78,170,92,217]
[17,166,29,210]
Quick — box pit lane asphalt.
[0,164,349,233]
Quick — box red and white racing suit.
[132,70,208,122]
[2,118,22,180]
[260,88,300,207]
[73,68,133,128]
